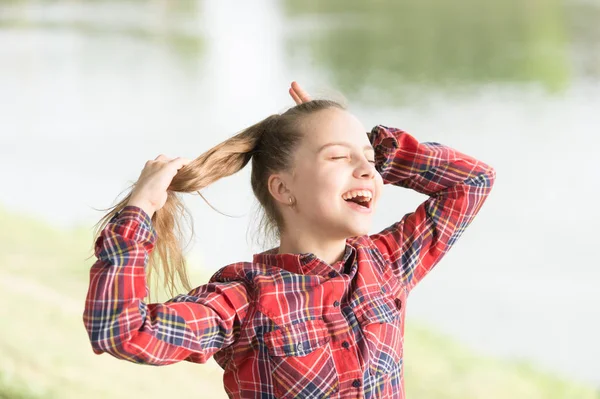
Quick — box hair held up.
[90,99,345,299]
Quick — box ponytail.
[90,100,343,299]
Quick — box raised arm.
[83,206,249,365]
[368,125,496,292]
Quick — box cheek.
[304,168,344,193]
[376,173,384,189]
[299,174,344,213]
[373,175,384,200]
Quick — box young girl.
[83,82,495,399]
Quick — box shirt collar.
[253,241,356,276]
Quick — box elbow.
[87,326,118,355]
[480,161,496,185]
[85,320,185,366]
[86,323,127,358]
[84,314,143,363]
[485,166,496,187]
[87,328,155,365]
[465,167,496,190]
[83,296,149,361]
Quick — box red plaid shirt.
[84,125,495,398]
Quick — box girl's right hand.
[127,154,192,218]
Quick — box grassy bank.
[0,206,596,399]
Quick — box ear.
[267,172,293,207]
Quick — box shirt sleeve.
[367,125,496,291]
[82,206,250,365]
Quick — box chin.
[345,225,370,238]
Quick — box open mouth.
[342,190,373,211]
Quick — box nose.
[353,157,376,180]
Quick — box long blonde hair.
[90,100,345,298]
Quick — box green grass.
[0,205,597,399]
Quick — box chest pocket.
[263,318,339,399]
[353,292,404,376]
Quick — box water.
[1,0,599,386]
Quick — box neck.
[277,233,347,265]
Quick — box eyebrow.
[317,142,375,154]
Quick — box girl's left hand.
[289,81,311,105]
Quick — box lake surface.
[1,0,599,386]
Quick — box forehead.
[300,108,370,149]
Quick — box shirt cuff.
[368,125,400,150]
[112,205,154,231]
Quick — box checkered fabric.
[83,125,496,398]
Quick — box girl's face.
[287,107,383,239]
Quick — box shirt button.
[396,298,403,310]
[381,286,386,294]
[328,271,336,278]
[333,300,340,307]
[296,343,303,352]
[342,341,350,349]
[352,379,361,388]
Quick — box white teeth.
[342,190,373,201]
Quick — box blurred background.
[1,0,599,398]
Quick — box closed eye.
[332,156,376,164]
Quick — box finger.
[169,157,193,169]
[289,88,302,105]
[291,81,311,102]
[154,154,171,161]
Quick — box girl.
[84,82,495,399]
